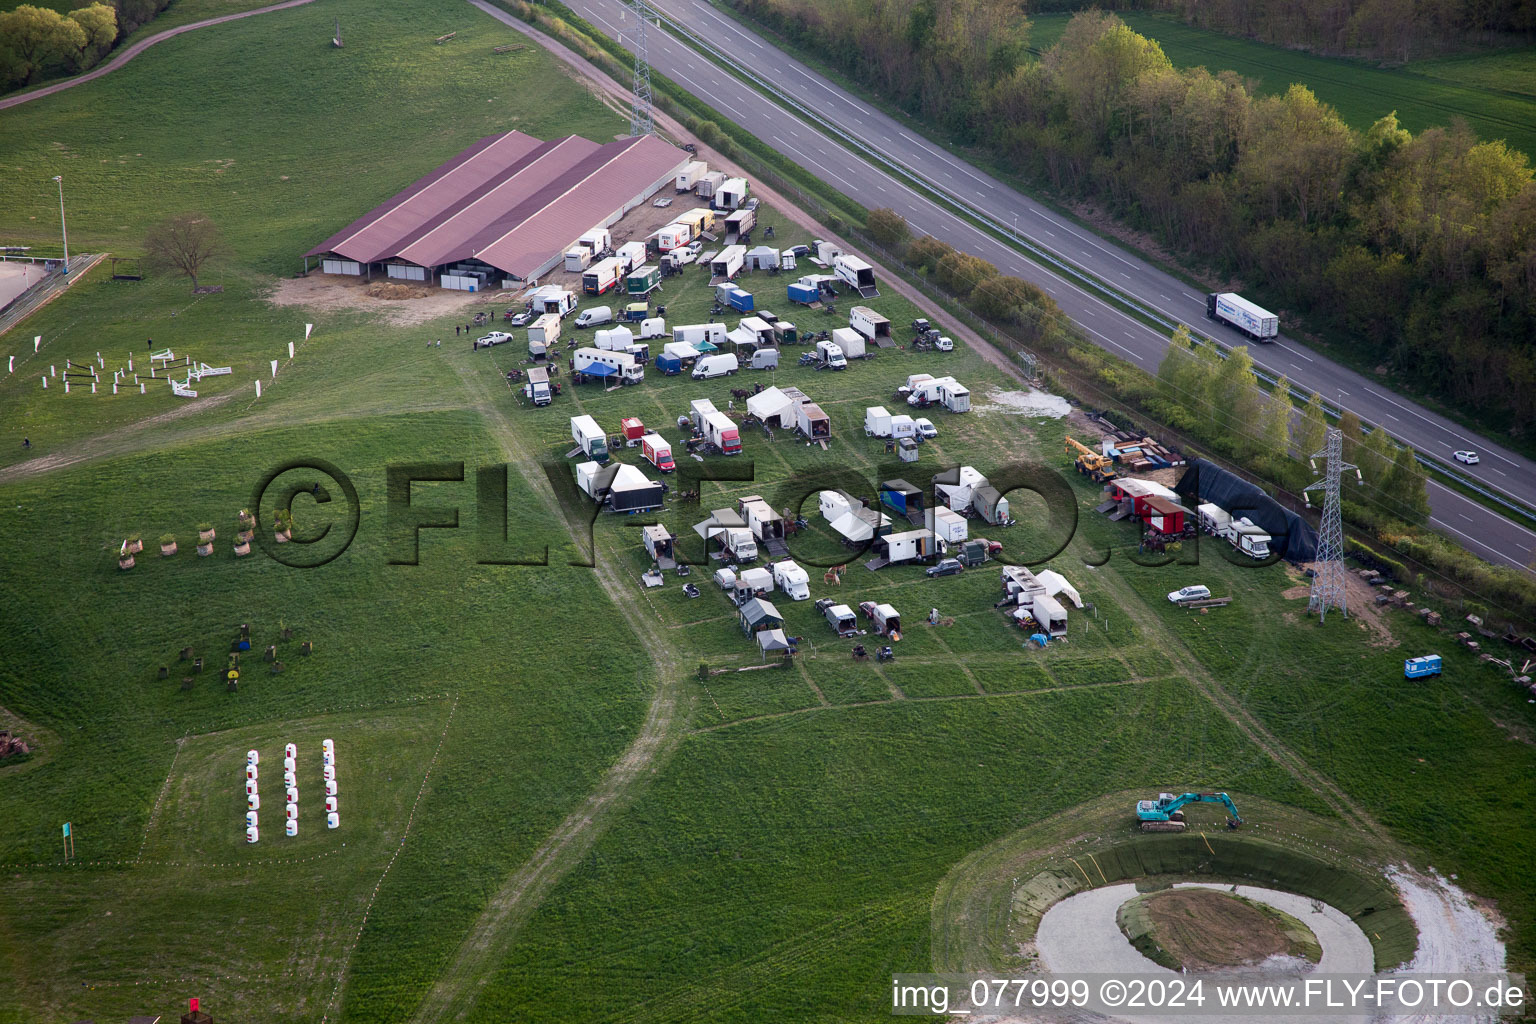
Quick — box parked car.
[913,418,938,439]
[1454,450,1480,465]
[934,336,954,351]
[684,240,704,257]
[503,310,533,327]
[1167,585,1212,604]
[925,558,964,578]
[787,244,810,258]
[744,197,761,211]
[475,331,513,348]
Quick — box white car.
[913,418,938,439]
[1167,585,1211,605]
[685,240,704,257]
[475,331,513,348]
[1454,450,1480,465]
[934,336,954,351]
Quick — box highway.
[493,0,1536,573]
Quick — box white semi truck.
[1205,292,1279,341]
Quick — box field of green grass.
[2,0,1535,1020]
[1028,12,1536,158]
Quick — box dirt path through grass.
[399,357,690,1024]
[0,0,319,112]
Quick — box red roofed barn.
[305,131,689,289]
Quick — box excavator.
[1065,436,1118,483]
[1135,792,1244,832]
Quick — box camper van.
[704,411,743,455]
[523,366,552,407]
[570,415,608,462]
[772,559,811,601]
[573,347,644,385]
[692,353,740,379]
[641,433,676,473]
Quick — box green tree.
[934,251,997,295]
[1212,344,1261,448]
[969,274,1049,321]
[904,236,954,274]
[1382,445,1431,524]
[1337,410,1365,464]
[1296,391,1328,457]
[66,3,116,71]
[865,208,910,251]
[0,5,86,84]
[1359,427,1396,491]
[1258,375,1293,458]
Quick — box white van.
[574,306,613,329]
[1167,585,1212,605]
[692,353,739,379]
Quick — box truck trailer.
[676,160,707,192]
[570,415,608,462]
[1206,292,1279,340]
[582,257,623,295]
[833,254,877,297]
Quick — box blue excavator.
[1136,791,1244,832]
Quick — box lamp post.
[52,175,68,273]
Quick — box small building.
[643,524,676,568]
[1141,495,1189,536]
[739,596,784,636]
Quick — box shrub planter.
[126,534,143,554]
[237,528,254,543]
[237,508,255,530]
[118,553,135,570]
[234,540,251,557]
[160,534,177,557]
[197,523,216,543]
[197,541,214,557]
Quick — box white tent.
[1034,569,1083,608]
[747,386,796,427]
[756,627,793,653]
[829,507,890,543]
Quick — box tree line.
[1094,0,1534,62]
[730,1,1536,438]
[1,0,175,88]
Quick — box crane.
[1135,791,1243,832]
[1065,436,1118,482]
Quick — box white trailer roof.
[1219,292,1276,320]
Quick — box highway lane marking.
[656,0,1536,507]
[1429,515,1525,566]
[1359,384,1520,469]
[1159,293,1169,300]
[1460,513,1475,522]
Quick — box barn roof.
[307,132,689,277]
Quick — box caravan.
[772,559,811,601]
[526,285,576,317]
[673,323,727,348]
[573,347,643,384]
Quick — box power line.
[1304,428,1361,622]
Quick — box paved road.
[551,0,1536,573]
[0,0,317,111]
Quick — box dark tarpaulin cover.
[1173,459,1318,562]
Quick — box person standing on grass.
[456,325,460,336]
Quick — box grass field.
[1028,12,1536,158]
[2,0,1535,1020]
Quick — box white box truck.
[692,353,739,379]
[571,415,608,461]
[772,559,811,601]
[523,366,552,406]
[689,398,718,429]
[651,223,692,252]
[865,406,893,436]
[574,347,644,384]
[831,327,865,360]
[704,411,743,454]
[675,160,707,192]
[1206,292,1279,340]
[709,245,746,282]
[815,340,847,370]
[641,433,676,473]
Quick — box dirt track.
[0,0,318,112]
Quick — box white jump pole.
[42,376,47,388]
[270,359,278,379]
[34,336,40,353]
[139,382,145,394]
[255,379,262,399]
[7,356,12,373]
[288,342,295,359]
[305,323,313,340]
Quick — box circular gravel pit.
[1117,887,1321,971]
